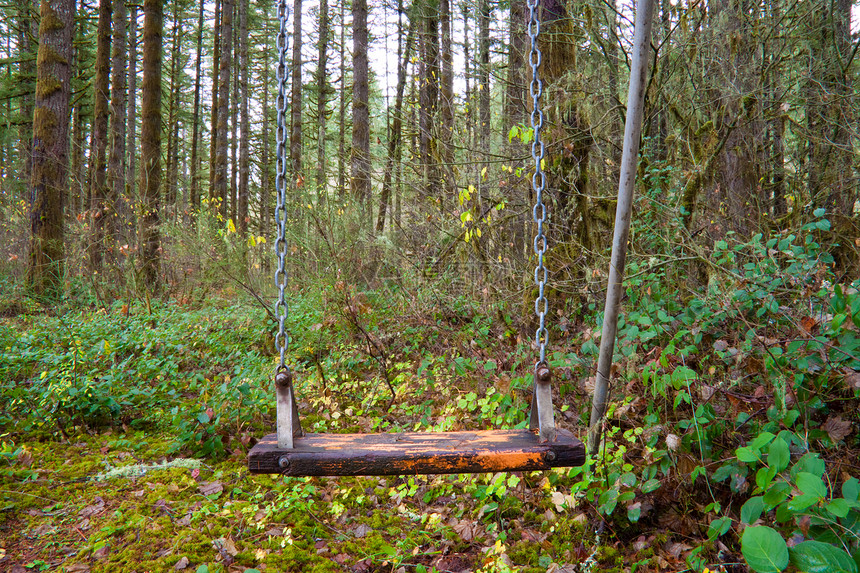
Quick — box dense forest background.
[1,0,860,572]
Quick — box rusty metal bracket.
[529,364,556,443]
[275,369,303,449]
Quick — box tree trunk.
[439,0,455,208]
[17,1,36,196]
[138,0,163,290]
[88,0,112,272]
[377,4,416,233]
[209,0,221,205]
[230,4,239,222]
[108,0,128,258]
[351,0,371,225]
[238,0,249,238]
[478,0,491,210]
[214,0,232,218]
[164,0,182,215]
[27,0,75,297]
[419,1,439,207]
[189,0,205,221]
[315,0,330,205]
[336,0,347,199]
[290,0,303,234]
[259,0,272,250]
[126,3,138,235]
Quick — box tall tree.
[214,0,233,217]
[290,0,303,212]
[336,0,347,199]
[377,4,416,233]
[209,0,221,201]
[351,0,371,223]
[439,0,454,205]
[89,0,112,271]
[139,0,163,289]
[17,1,36,194]
[315,0,330,204]
[27,0,75,296]
[418,0,439,206]
[237,0,249,237]
[164,0,183,213]
[127,3,139,224]
[189,0,205,220]
[108,0,128,254]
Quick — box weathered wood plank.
[247,429,585,476]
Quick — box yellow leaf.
[256,236,266,244]
[247,236,257,247]
[227,219,236,233]
[481,167,488,180]
[476,228,482,238]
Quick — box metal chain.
[274,0,290,372]
[527,0,548,368]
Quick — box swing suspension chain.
[528,0,548,369]
[274,0,290,373]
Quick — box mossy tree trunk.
[108,0,128,262]
[214,0,232,218]
[138,0,163,290]
[351,0,371,227]
[26,0,75,297]
[88,0,112,272]
[238,0,249,239]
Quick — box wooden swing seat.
[247,428,584,476]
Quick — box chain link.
[527,0,548,368]
[274,0,290,372]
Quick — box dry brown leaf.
[843,369,860,390]
[65,564,91,572]
[174,556,190,570]
[822,416,852,443]
[452,518,475,542]
[198,481,223,496]
[353,524,372,539]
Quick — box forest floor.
[1,272,858,572]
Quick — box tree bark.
[27,0,75,297]
[138,0,163,289]
[88,0,112,272]
[108,0,128,257]
[209,0,221,205]
[126,3,138,232]
[336,0,347,199]
[351,0,371,225]
[164,0,182,214]
[377,4,416,233]
[315,0,330,205]
[189,0,205,221]
[214,0,232,218]
[17,1,36,196]
[238,0,249,238]
[290,0,303,198]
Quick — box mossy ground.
[0,432,602,572]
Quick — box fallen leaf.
[822,416,852,443]
[843,369,860,390]
[452,518,475,542]
[198,481,223,496]
[65,564,91,572]
[174,556,189,570]
[353,524,372,538]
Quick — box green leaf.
[738,446,761,463]
[826,498,851,518]
[707,516,732,540]
[796,472,827,499]
[640,478,661,493]
[768,438,790,472]
[197,412,210,424]
[751,432,776,450]
[741,526,789,573]
[741,496,765,525]
[789,540,857,573]
[843,478,860,502]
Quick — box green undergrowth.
[2,215,860,572]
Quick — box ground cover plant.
[1,220,859,573]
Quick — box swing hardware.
[247,0,585,476]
